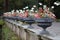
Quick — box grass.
[0,19,20,40]
[2,24,20,40]
[0,19,5,25]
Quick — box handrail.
[4,17,60,40]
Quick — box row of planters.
[3,6,56,35]
[3,5,57,39]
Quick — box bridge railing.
[4,18,55,40]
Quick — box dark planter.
[9,16,18,20]
[17,17,25,23]
[35,17,54,35]
[23,17,35,28]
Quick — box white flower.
[51,6,54,9]
[25,6,28,9]
[39,3,42,5]
[33,5,36,7]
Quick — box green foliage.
[0,0,3,4]
[0,0,60,19]
[0,20,5,25]
[2,26,20,40]
[8,0,39,10]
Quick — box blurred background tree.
[0,0,60,19]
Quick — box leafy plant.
[2,25,20,40]
[0,20,5,25]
